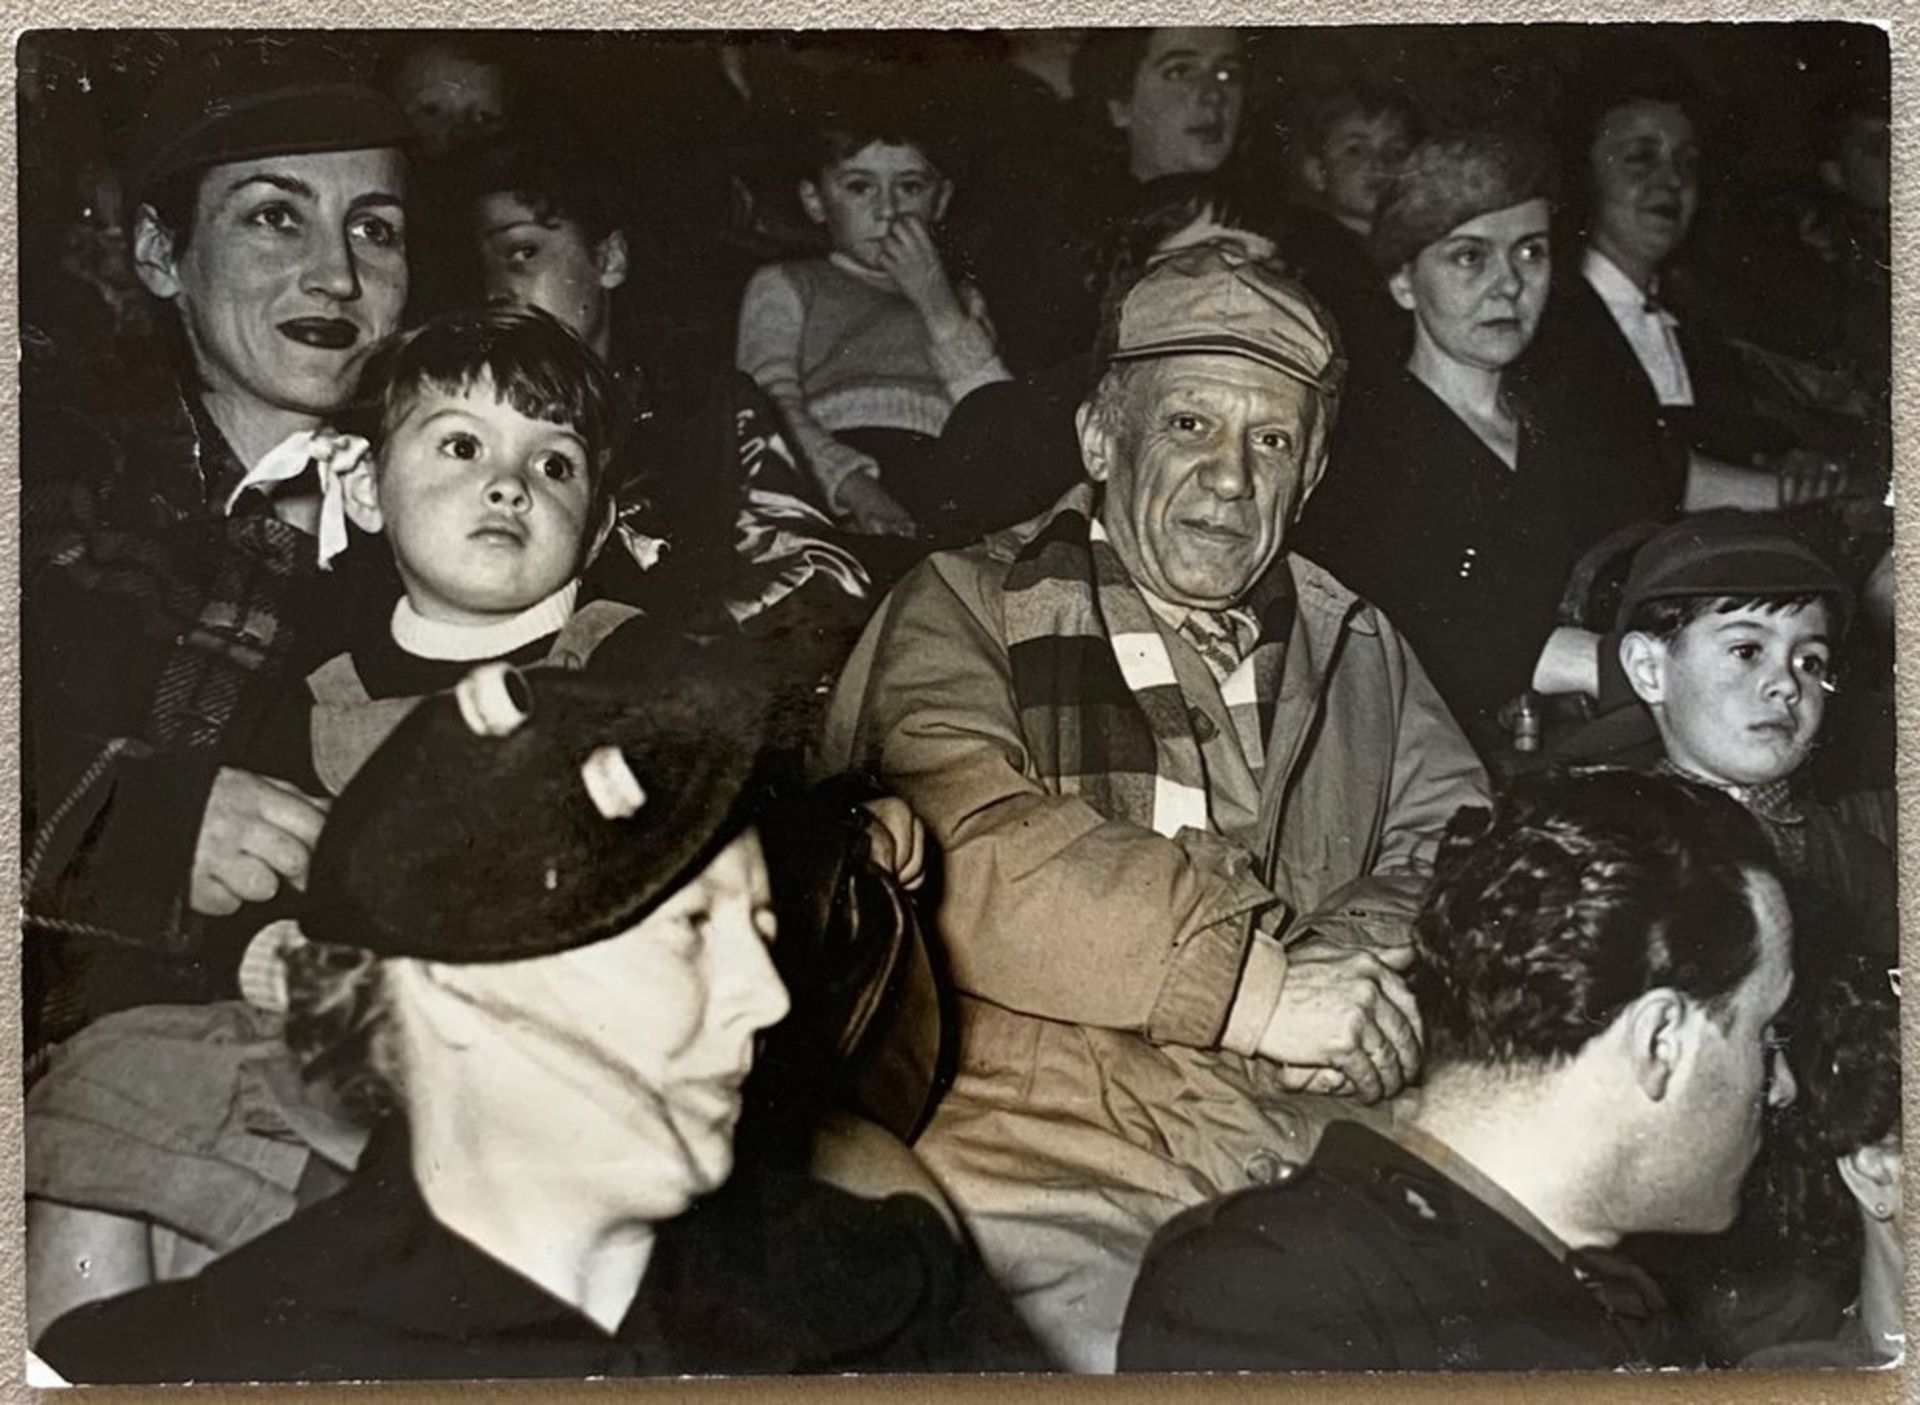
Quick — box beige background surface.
[0,1,1910,1401]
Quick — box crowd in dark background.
[14,21,1900,1383]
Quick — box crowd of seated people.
[17,23,1897,1382]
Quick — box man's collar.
[1651,758,1805,826]
[1582,248,1659,312]
[1385,1123,1577,1264]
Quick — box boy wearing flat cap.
[819,245,1487,1369]
[1608,510,1895,973]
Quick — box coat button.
[1189,709,1219,742]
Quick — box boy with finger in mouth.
[737,88,1008,547]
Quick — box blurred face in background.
[394,43,508,158]
[1110,27,1246,182]
[1588,99,1699,281]
[476,191,628,359]
[1304,108,1413,234]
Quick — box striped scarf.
[1002,491,1291,839]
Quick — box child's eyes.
[841,178,875,197]
[1729,642,1762,661]
[1797,652,1830,677]
[537,452,581,483]
[505,242,540,265]
[440,432,482,460]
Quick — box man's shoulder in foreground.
[1119,1119,1646,1374]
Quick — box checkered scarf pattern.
[1002,494,1288,839]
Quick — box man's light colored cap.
[1107,245,1344,398]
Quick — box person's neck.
[1408,341,1509,426]
[198,385,324,472]
[1589,234,1660,296]
[1856,1210,1905,1355]
[407,1071,659,1334]
[1406,1065,1617,1250]
[1007,33,1078,100]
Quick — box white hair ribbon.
[225,428,371,570]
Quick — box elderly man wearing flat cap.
[818,245,1488,1369]
[23,40,412,1042]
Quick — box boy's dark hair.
[1297,80,1419,158]
[795,77,952,185]
[1070,28,1158,113]
[341,304,619,505]
[1092,172,1266,295]
[461,134,629,246]
[1624,592,1831,644]
[1410,770,1778,1073]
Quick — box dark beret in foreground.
[302,640,767,963]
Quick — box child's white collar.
[391,582,581,662]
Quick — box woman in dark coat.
[1297,131,1642,752]
[35,660,1042,1382]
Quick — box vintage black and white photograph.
[15,20,1900,1384]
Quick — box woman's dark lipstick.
[279,318,359,351]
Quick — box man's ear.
[1621,987,1688,1102]
[932,177,953,224]
[1619,631,1668,706]
[1292,399,1332,517]
[798,179,827,226]
[594,230,630,292]
[1386,263,1417,312]
[1075,399,1114,484]
[1106,96,1133,132]
[1837,1141,1902,1220]
[131,204,183,299]
[340,456,386,536]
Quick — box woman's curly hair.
[1742,954,1901,1268]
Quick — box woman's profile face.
[1391,197,1552,374]
[421,828,789,1217]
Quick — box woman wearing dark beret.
[1295,130,1656,754]
[34,659,1043,1382]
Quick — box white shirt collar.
[1582,247,1655,310]
[390,581,580,662]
